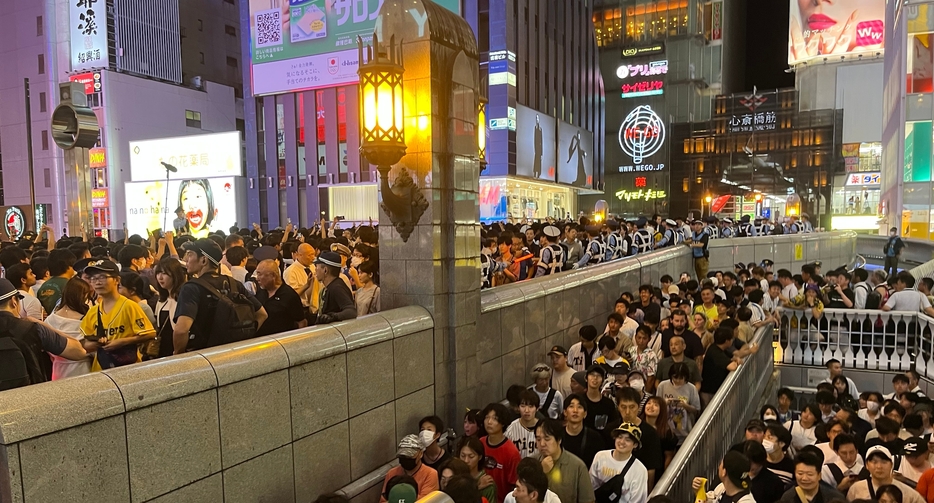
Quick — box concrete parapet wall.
[0,306,433,503]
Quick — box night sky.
[744,0,796,91]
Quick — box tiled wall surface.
[0,307,434,503]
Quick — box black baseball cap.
[904,437,929,456]
[549,345,568,356]
[182,238,223,265]
[586,364,607,379]
[84,259,120,277]
[0,279,24,302]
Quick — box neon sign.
[617,60,668,79]
[615,189,667,202]
[618,105,666,165]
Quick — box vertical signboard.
[70,0,108,71]
[557,122,594,187]
[515,105,556,182]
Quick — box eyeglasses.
[88,275,113,283]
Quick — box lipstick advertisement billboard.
[788,0,884,65]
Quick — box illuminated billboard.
[129,132,242,182]
[125,178,239,238]
[788,0,884,65]
[70,0,108,71]
[248,0,459,96]
[515,105,556,182]
[617,105,666,173]
[557,122,594,188]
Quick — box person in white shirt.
[814,419,847,464]
[785,403,820,455]
[821,359,860,397]
[906,370,927,398]
[506,457,561,503]
[529,363,564,420]
[885,374,911,400]
[506,389,542,459]
[549,346,574,400]
[568,325,600,372]
[282,243,317,313]
[883,272,934,316]
[605,299,639,341]
[821,433,864,492]
[590,423,648,503]
[896,436,932,485]
[852,269,872,309]
[778,269,798,303]
[224,246,254,294]
[847,445,926,503]
[692,451,756,503]
[858,392,884,427]
[6,263,44,320]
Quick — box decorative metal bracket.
[377,165,428,242]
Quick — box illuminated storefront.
[830,142,882,232]
[480,178,578,223]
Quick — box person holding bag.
[589,423,648,503]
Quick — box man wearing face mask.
[859,393,884,428]
[419,415,451,471]
[379,434,439,503]
[627,370,651,416]
[763,422,796,487]
[732,440,784,503]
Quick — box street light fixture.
[357,33,427,242]
[704,195,712,218]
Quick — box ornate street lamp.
[478,96,488,172]
[357,33,427,242]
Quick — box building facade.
[0,0,244,238]
[239,0,604,228]
[583,0,746,218]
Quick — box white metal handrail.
[774,308,934,376]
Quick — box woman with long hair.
[832,375,859,410]
[152,257,188,358]
[456,436,496,503]
[642,395,678,468]
[47,277,94,380]
[119,271,156,327]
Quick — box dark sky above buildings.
[745,0,795,91]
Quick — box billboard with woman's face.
[124,178,238,238]
[788,0,884,65]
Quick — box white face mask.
[762,439,777,454]
[763,414,778,421]
[867,401,880,412]
[630,379,645,392]
[419,430,436,447]
[350,257,363,267]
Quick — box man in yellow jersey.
[80,260,155,371]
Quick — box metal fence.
[773,308,934,375]
[651,322,775,500]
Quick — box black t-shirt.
[583,395,620,435]
[700,344,733,394]
[751,467,786,503]
[174,272,264,349]
[767,456,796,488]
[826,287,855,309]
[423,449,452,472]
[562,426,606,467]
[638,301,661,322]
[635,421,664,476]
[660,328,700,358]
[255,284,305,337]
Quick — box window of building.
[41,130,49,150]
[44,169,51,188]
[227,56,238,68]
[186,110,202,128]
[37,54,44,74]
[39,92,46,113]
[225,25,237,36]
[36,16,43,37]
[200,52,205,64]
[198,19,203,31]
[234,86,243,99]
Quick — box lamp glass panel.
[362,81,377,132]
[377,81,394,133]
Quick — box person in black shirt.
[700,327,739,407]
[174,239,267,353]
[823,270,855,309]
[660,310,703,359]
[561,393,605,467]
[637,284,661,323]
[764,421,796,488]
[733,440,785,503]
[617,386,664,491]
[253,259,306,337]
[313,251,357,324]
[582,365,621,441]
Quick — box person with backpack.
[80,260,156,370]
[0,278,87,390]
[884,227,907,279]
[173,239,268,354]
[312,251,357,324]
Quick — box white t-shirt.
[589,450,648,503]
[656,380,701,441]
[552,367,574,401]
[782,283,799,301]
[886,290,932,312]
[896,459,930,483]
[531,386,564,420]
[504,489,561,503]
[18,290,44,320]
[784,420,817,453]
[821,458,864,487]
[45,312,91,380]
[505,419,539,459]
[568,341,598,372]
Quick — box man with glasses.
[80,260,155,370]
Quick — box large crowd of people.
[480,213,818,289]
[0,220,380,389]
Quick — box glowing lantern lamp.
[357,33,427,242]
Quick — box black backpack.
[192,277,258,349]
[865,290,883,310]
[0,337,32,391]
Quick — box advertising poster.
[129,132,242,182]
[515,105,556,182]
[557,122,594,188]
[125,178,238,238]
[70,0,108,71]
[788,0,884,65]
[248,0,459,95]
